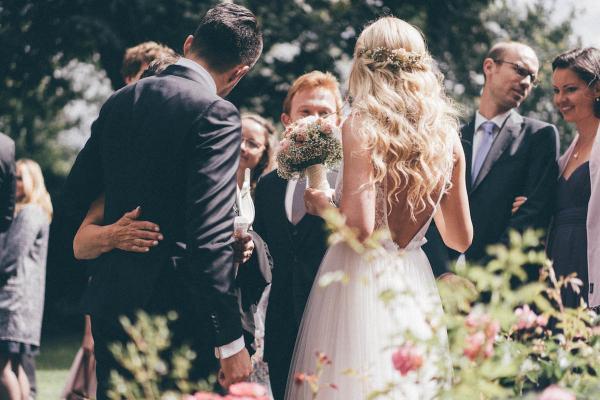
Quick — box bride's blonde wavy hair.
[349,17,460,219]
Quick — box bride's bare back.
[339,115,472,253]
[384,175,445,249]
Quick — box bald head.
[486,42,539,69]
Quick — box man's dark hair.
[190,3,262,73]
[552,47,600,118]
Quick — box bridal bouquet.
[276,116,342,190]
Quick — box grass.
[37,332,81,399]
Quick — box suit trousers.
[91,265,219,400]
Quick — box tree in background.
[0,0,582,325]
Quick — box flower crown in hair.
[357,47,427,72]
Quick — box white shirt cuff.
[215,336,245,359]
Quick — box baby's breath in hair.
[357,47,428,72]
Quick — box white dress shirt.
[471,110,512,172]
[174,58,217,95]
[175,58,245,359]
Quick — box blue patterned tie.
[471,121,497,184]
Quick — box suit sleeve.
[503,124,559,239]
[186,99,243,346]
[0,139,16,233]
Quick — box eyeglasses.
[241,138,265,152]
[494,59,538,86]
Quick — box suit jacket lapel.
[461,120,475,192]
[471,111,522,192]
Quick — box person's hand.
[218,348,252,389]
[109,207,163,253]
[233,233,254,264]
[511,196,527,214]
[304,188,335,217]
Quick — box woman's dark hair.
[241,113,275,193]
[191,3,263,73]
[552,47,600,118]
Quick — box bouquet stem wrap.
[306,164,330,191]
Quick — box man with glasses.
[424,41,559,276]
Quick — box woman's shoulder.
[16,204,48,223]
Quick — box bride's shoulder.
[341,113,368,148]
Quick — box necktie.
[291,178,306,225]
[472,121,497,184]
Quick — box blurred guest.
[254,70,343,400]
[0,159,52,400]
[238,113,275,194]
[121,41,178,84]
[64,40,179,400]
[545,47,600,308]
[0,133,16,233]
[424,41,559,276]
[140,53,181,79]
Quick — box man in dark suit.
[61,4,262,398]
[424,41,559,276]
[0,133,16,233]
[253,71,343,399]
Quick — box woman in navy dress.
[547,47,600,308]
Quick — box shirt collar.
[175,57,217,95]
[475,109,512,132]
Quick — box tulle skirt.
[285,241,450,400]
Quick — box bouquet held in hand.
[276,116,342,190]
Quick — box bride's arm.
[339,115,376,241]
[73,195,162,260]
[433,134,473,252]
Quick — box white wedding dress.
[285,174,450,400]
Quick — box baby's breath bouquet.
[276,116,342,190]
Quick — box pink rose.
[392,343,423,375]
[465,310,490,329]
[319,121,333,135]
[485,320,500,340]
[537,385,575,400]
[280,139,291,153]
[463,331,486,361]
[295,131,308,143]
[515,305,538,330]
[228,382,268,398]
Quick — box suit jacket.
[424,110,559,275]
[0,133,16,233]
[253,170,336,364]
[61,64,243,347]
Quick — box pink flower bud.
[392,344,423,376]
[537,385,576,400]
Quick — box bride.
[285,17,472,399]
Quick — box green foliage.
[1,0,580,193]
[107,311,215,400]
